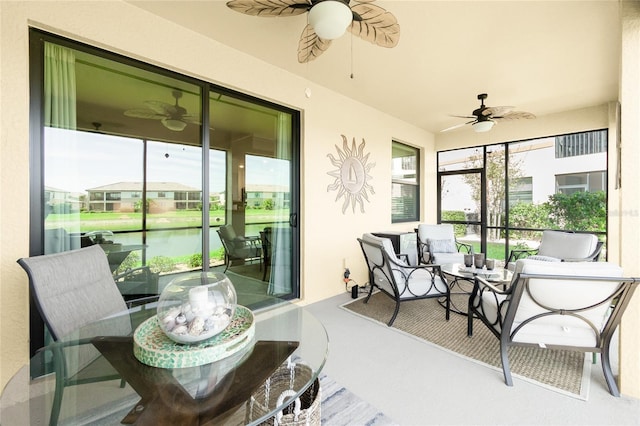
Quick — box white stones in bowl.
[159,300,232,343]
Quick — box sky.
[44,128,289,194]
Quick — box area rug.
[341,291,591,400]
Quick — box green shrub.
[188,253,203,268]
[148,256,176,273]
[441,210,467,237]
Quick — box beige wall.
[0,0,432,389]
[1,0,639,399]
[618,0,640,398]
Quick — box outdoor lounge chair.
[358,233,450,326]
[415,223,473,265]
[217,224,261,272]
[467,258,638,396]
[17,245,139,426]
[505,230,603,270]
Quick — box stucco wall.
[0,0,433,390]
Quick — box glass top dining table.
[0,298,328,425]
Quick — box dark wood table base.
[92,336,299,425]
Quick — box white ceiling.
[128,0,621,134]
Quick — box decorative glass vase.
[157,271,237,344]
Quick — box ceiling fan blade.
[181,114,202,125]
[494,111,536,120]
[484,106,514,117]
[123,109,167,120]
[441,120,475,132]
[450,114,476,119]
[143,100,174,115]
[347,3,400,48]
[226,0,309,17]
[297,25,332,63]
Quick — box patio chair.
[357,233,450,326]
[467,258,639,396]
[415,223,473,265]
[17,245,136,426]
[505,230,603,270]
[217,225,261,272]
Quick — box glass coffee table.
[440,263,513,315]
[1,299,328,426]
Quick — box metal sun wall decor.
[327,135,375,214]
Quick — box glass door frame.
[437,168,487,254]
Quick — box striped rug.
[341,291,591,400]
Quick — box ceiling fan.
[226,0,400,63]
[124,89,199,132]
[441,93,536,133]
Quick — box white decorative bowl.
[157,271,237,344]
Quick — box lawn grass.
[46,208,287,232]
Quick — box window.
[556,171,605,194]
[437,129,608,262]
[555,130,607,158]
[392,141,420,222]
[509,177,533,205]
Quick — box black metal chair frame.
[259,228,272,281]
[358,237,450,326]
[467,272,638,396]
[216,230,261,272]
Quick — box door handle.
[289,213,297,227]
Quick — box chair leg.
[467,310,473,336]
[601,340,620,397]
[50,348,66,426]
[387,299,401,326]
[445,293,450,321]
[500,340,514,387]
[363,284,374,303]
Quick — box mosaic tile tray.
[133,305,255,368]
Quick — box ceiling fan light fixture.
[308,0,352,40]
[162,118,187,132]
[473,120,495,133]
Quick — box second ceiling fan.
[226,0,400,63]
[442,93,536,133]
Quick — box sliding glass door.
[29,30,300,356]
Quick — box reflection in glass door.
[31,31,300,357]
[209,91,296,299]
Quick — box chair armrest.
[456,241,473,254]
[506,248,539,264]
[474,276,511,295]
